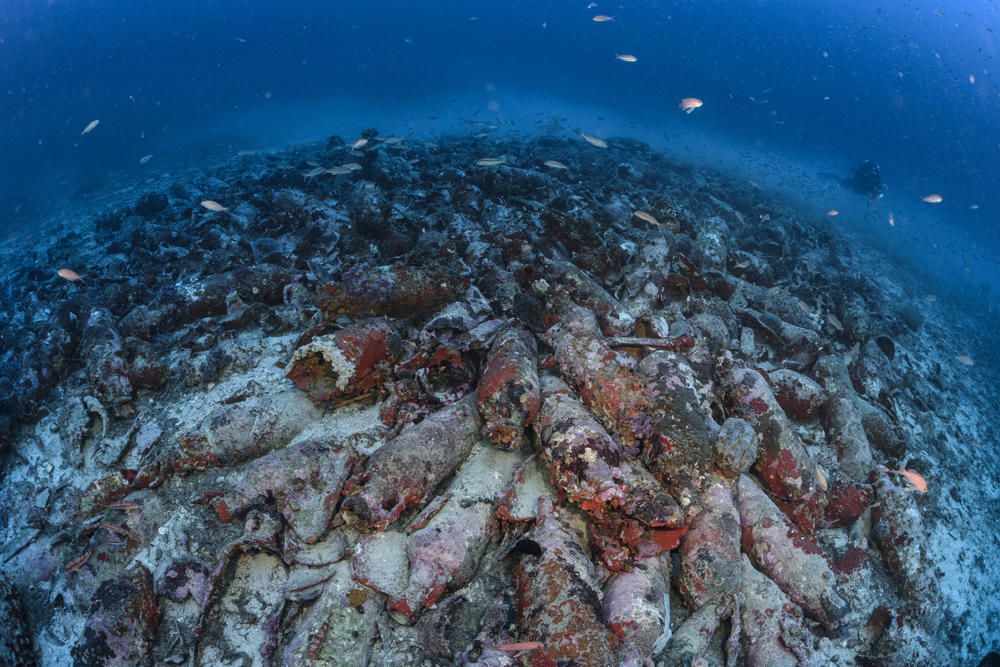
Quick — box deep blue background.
[1,0,998,259]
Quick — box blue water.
[1,0,998,297]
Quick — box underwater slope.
[0,132,997,665]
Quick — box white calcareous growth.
[289,335,358,392]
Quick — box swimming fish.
[325,166,354,175]
[615,54,638,63]
[826,209,839,216]
[922,193,943,204]
[81,119,100,135]
[303,167,326,179]
[592,15,614,22]
[926,294,938,302]
[376,136,404,144]
[543,160,568,169]
[495,642,544,653]
[139,154,153,165]
[633,210,660,227]
[581,133,608,148]
[827,312,844,332]
[587,2,598,7]
[352,138,369,150]
[956,355,974,366]
[815,465,828,492]
[892,468,928,494]
[475,158,508,166]
[342,163,363,171]
[57,268,84,282]
[200,200,227,212]
[679,97,703,113]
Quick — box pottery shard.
[387,501,498,625]
[737,475,849,627]
[692,215,729,271]
[545,258,636,336]
[281,562,383,667]
[317,262,465,322]
[602,556,671,666]
[340,393,480,531]
[738,555,798,667]
[718,362,814,498]
[476,324,541,450]
[814,354,875,482]
[176,390,318,470]
[544,294,655,449]
[72,566,159,667]
[678,476,742,608]
[768,368,826,420]
[871,471,940,618]
[81,307,134,411]
[714,417,758,476]
[514,497,614,667]
[536,375,684,569]
[211,438,357,543]
[636,350,715,497]
[286,318,402,406]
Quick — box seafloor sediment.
[0,131,997,666]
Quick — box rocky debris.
[0,132,981,665]
[0,572,37,666]
[71,566,160,666]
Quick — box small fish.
[81,119,100,135]
[581,133,608,148]
[57,268,84,282]
[679,97,703,113]
[815,465,828,492]
[325,166,354,175]
[734,260,750,269]
[922,193,943,204]
[139,154,153,165]
[827,312,844,332]
[475,158,508,166]
[303,167,326,179]
[615,53,638,63]
[826,209,839,216]
[888,211,895,226]
[342,162,363,171]
[749,180,762,190]
[200,200,227,212]
[955,354,974,366]
[633,210,660,227]
[892,468,928,494]
[592,15,614,22]
[543,160,568,169]
[234,37,247,43]
[495,642,544,653]
[587,2,598,7]
[925,294,938,302]
[352,138,369,150]
[376,136,403,144]
[970,204,979,210]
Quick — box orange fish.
[679,97,703,113]
[495,642,544,652]
[893,468,928,494]
[57,268,84,282]
[826,209,839,216]
[615,54,638,63]
[922,193,943,204]
[592,15,614,22]
[352,138,369,150]
[815,465,828,492]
